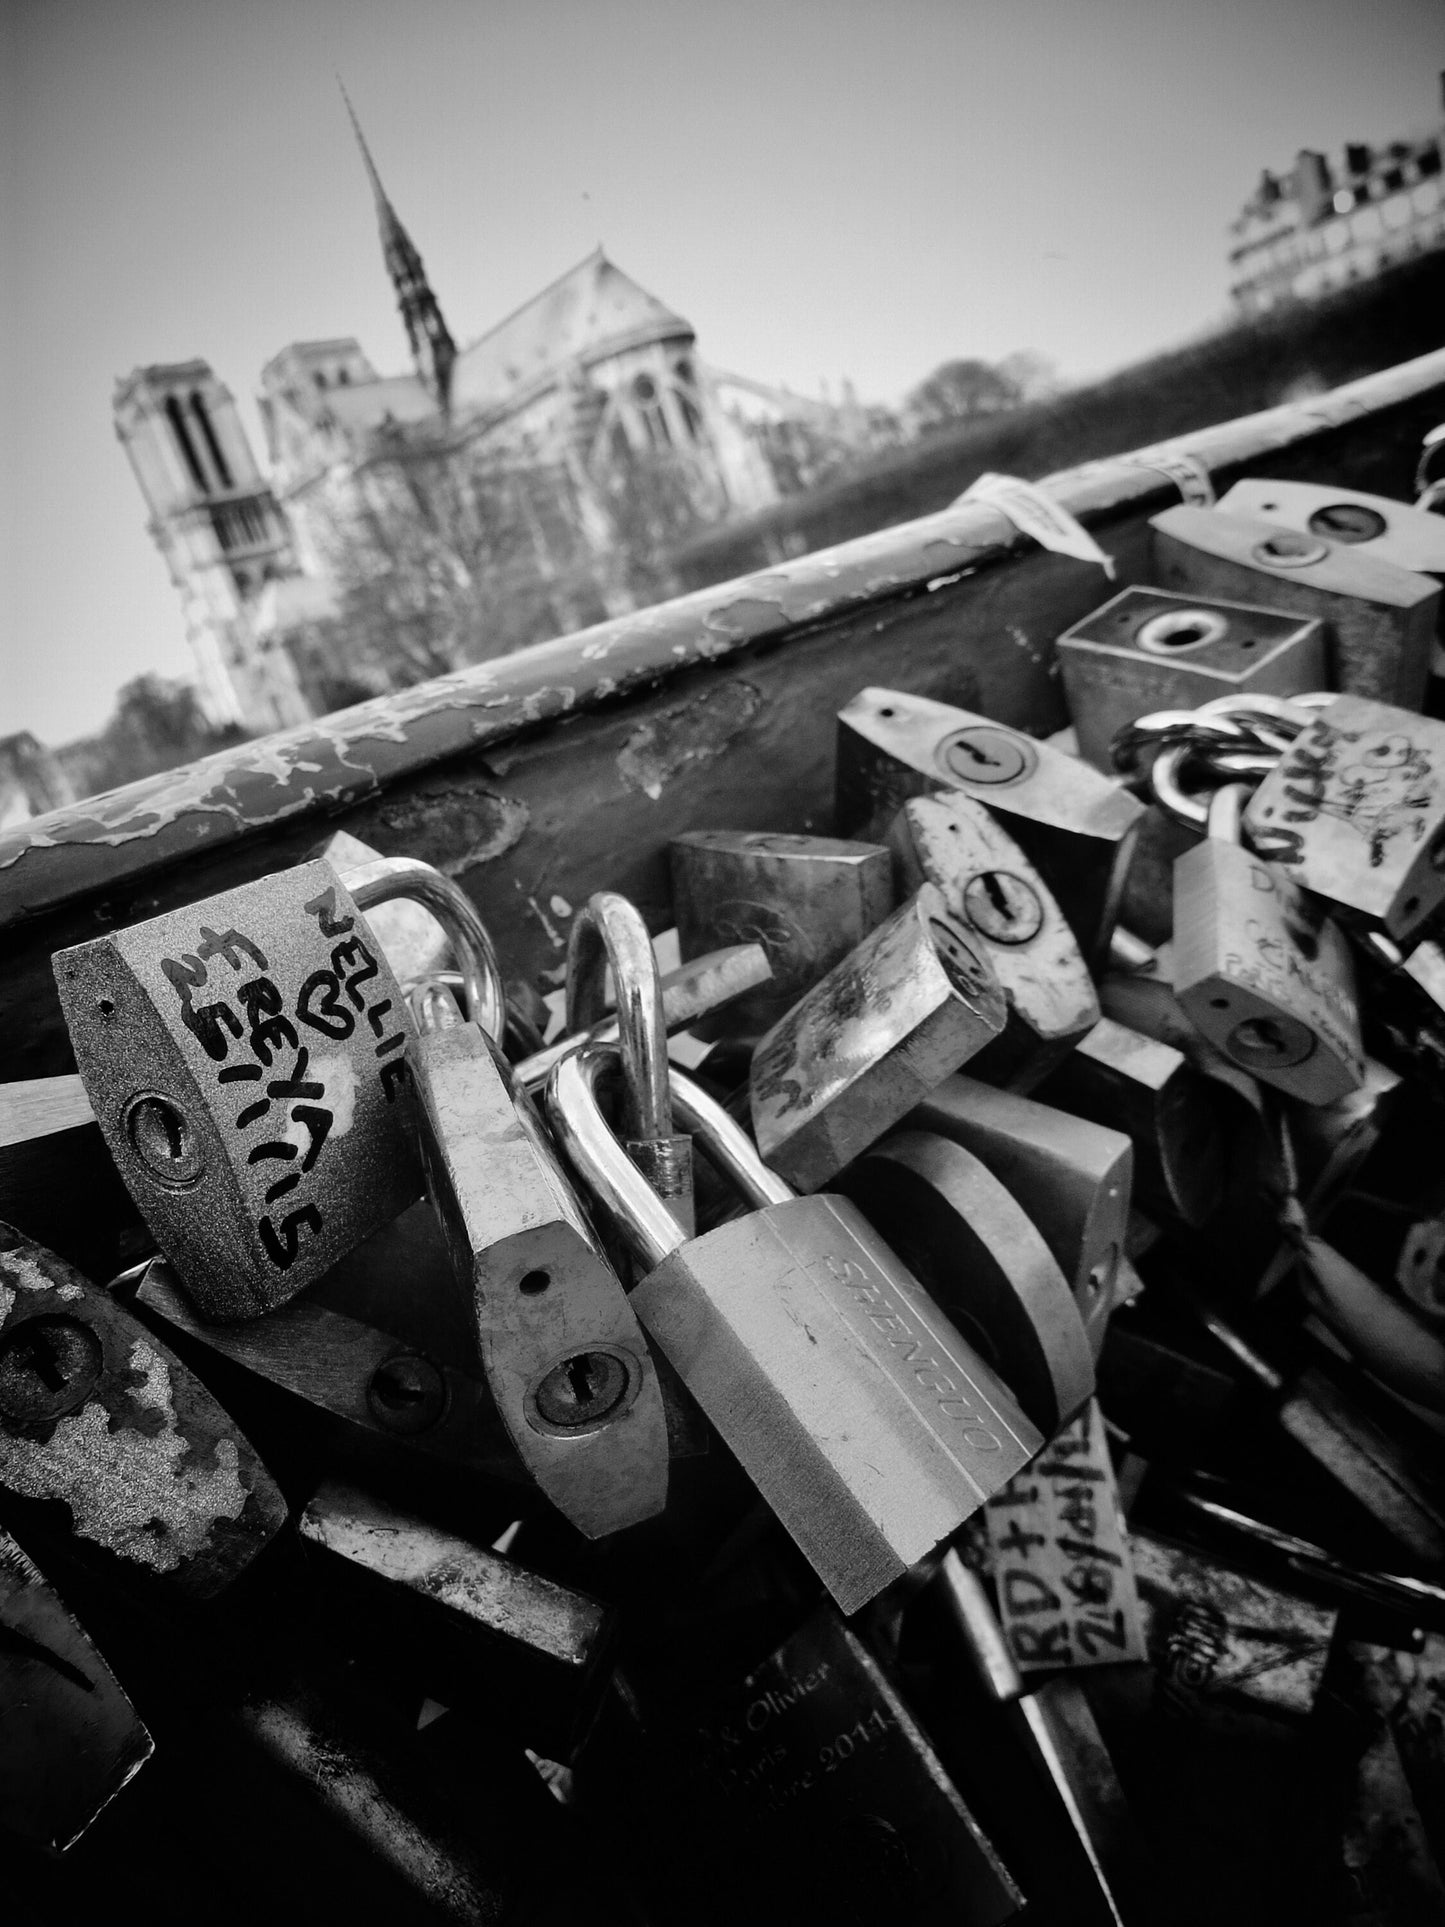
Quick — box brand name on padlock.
[823,1252,1003,1450]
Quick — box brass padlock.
[748,886,1006,1193]
[836,685,1144,966]
[669,830,893,1034]
[909,1073,1132,1358]
[1056,586,1327,770]
[1241,693,1445,946]
[299,1481,616,1761]
[1172,781,1365,1105]
[566,892,694,1233]
[888,792,1098,1090]
[836,1130,1095,1433]
[545,1046,1041,1614]
[1037,1017,1226,1230]
[1,1526,153,1852]
[0,1223,285,1593]
[1150,503,1439,709]
[410,996,669,1539]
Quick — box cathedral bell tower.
[341,83,458,412]
[113,362,311,732]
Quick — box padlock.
[669,1603,1021,1927]
[54,857,427,1319]
[748,885,1006,1194]
[1217,478,1445,583]
[836,1131,1095,1434]
[1172,782,1365,1104]
[0,1222,286,1593]
[1,1525,153,1852]
[1241,693,1445,946]
[545,1045,1041,1614]
[1056,586,1327,770]
[566,892,694,1233]
[836,685,1145,966]
[668,830,893,1034]
[298,1481,616,1761]
[410,995,669,1539]
[1037,1017,1227,1230]
[127,1254,524,1486]
[888,791,1098,1089]
[908,1074,1132,1359]
[1150,503,1439,709]
[513,939,772,1095]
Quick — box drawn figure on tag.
[1320,736,1434,868]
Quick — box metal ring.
[1110,712,1248,774]
[1197,747,1278,781]
[1206,783,1250,845]
[343,857,507,1044]
[1148,743,1211,827]
[565,894,672,1144]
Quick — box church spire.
[339,80,457,412]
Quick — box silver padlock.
[565,892,694,1234]
[1056,586,1327,771]
[669,830,893,1034]
[748,886,1007,1193]
[1172,780,1365,1105]
[1241,693,1445,946]
[410,995,668,1538]
[1150,503,1439,709]
[836,686,1145,966]
[888,792,1098,1090]
[909,1074,1132,1359]
[545,1045,1041,1614]
[836,1130,1095,1434]
[1217,478,1445,582]
[53,855,504,1319]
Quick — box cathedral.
[113,99,818,734]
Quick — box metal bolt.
[366,1354,447,1435]
[962,870,1044,944]
[937,725,1034,787]
[0,1316,105,1428]
[532,1350,630,1431]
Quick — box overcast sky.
[5,0,1442,745]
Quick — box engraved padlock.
[0,1223,286,1593]
[566,892,694,1233]
[748,885,1007,1193]
[909,1074,1133,1359]
[1150,503,1439,709]
[1241,693,1445,946]
[1056,586,1327,771]
[836,686,1144,966]
[1173,782,1365,1105]
[545,1045,1041,1614]
[888,792,1098,1090]
[410,992,669,1538]
[836,1130,1096,1434]
[52,855,502,1319]
[1,1527,153,1852]
[669,830,893,1035]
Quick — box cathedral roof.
[450,250,693,414]
[320,373,435,430]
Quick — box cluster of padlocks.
[7,471,1445,1924]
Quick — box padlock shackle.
[667,1067,793,1210]
[565,894,673,1145]
[1205,783,1250,846]
[342,857,507,1045]
[546,1045,687,1272]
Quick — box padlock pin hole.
[519,1269,551,1296]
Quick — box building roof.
[450,249,693,413]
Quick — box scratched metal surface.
[4,349,1445,1081]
